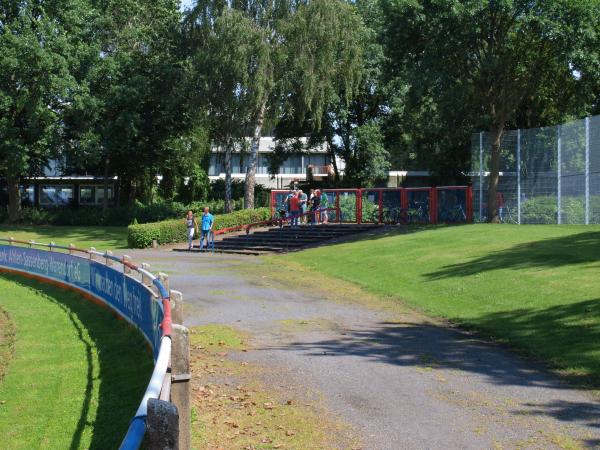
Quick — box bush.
[5,199,254,227]
[127,207,271,248]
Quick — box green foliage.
[127,207,271,248]
[345,121,390,186]
[177,165,210,205]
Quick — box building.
[208,137,341,189]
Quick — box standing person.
[298,189,308,224]
[310,189,321,225]
[184,210,198,251]
[200,206,214,251]
[283,189,294,220]
[289,191,300,228]
[320,190,329,224]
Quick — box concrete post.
[141,263,152,286]
[170,290,184,325]
[171,324,191,450]
[8,237,14,246]
[49,242,55,252]
[89,247,96,260]
[158,273,170,293]
[146,398,179,450]
[69,244,75,255]
[104,250,113,266]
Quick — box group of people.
[185,207,214,251]
[281,188,330,227]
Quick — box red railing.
[270,186,473,225]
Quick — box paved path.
[131,250,600,449]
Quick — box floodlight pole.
[557,125,562,225]
[517,129,521,225]
[585,117,590,225]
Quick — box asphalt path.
[131,249,600,450]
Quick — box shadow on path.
[269,319,600,432]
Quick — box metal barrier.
[0,238,190,450]
[270,187,473,225]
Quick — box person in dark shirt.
[310,189,321,225]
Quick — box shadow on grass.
[271,310,600,438]
[427,230,600,279]
[0,225,128,250]
[4,274,152,449]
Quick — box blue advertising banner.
[0,245,163,358]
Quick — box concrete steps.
[211,224,378,254]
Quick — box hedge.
[127,207,271,248]
[1,199,247,226]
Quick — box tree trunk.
[103,156,110,212]
[244,103,266,209]
[7,176,21,223]
[486,124,504,223]
[224,143,233,213]
[326,136,340,183]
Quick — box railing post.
[585,117,590,225]
[49,242,55,252]
[517,128,521,225]
[89,247,96,260]
[171,324,191,450]
[158,273,170,293]
[141,263,152,285]
[8,237,14,246]
[479,131,484,221]
[69,244,75,255]
[146,398,179,450]
[123,255,132,274]
[105,250,113,266]
[557,125,562,225]
[170,290,184,325]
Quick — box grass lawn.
[278,224,600,386]
[0,273,153,449]
[0,225,128,250]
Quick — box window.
[19,185,34,206]
[281,155,303,174]
[79,185,114,206]
[209,154,222,176]
[40,185,73,206]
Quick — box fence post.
[146,398,179,450]
[517,129,521,225]
[479,131,484,221]
[557,125,562,225]
[171,324,191,450]
[170,290,184,325]
[122,255,132,274]
[585,117,590,225]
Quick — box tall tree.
[187,4,271,212]
[382,0,600,221]
[0,0,92,221]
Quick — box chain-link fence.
[472,115,600,224]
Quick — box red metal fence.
[270,186,473,225]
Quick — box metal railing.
[0,237,187,449]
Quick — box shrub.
[127,207,271,248]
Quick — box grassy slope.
[283,224,600,384]
[0,225,127,250]
[0,274,153,449]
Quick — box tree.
[345,121,390,186]
[0,0,91,221]
[382,0,600,221]
[187,6,270,212]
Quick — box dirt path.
[131,249,600,449]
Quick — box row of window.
[20,185,115,207]
[208,154,329,176]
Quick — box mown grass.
[273,224,600,386]
[0,225,128,250]
[0,273,153,449]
